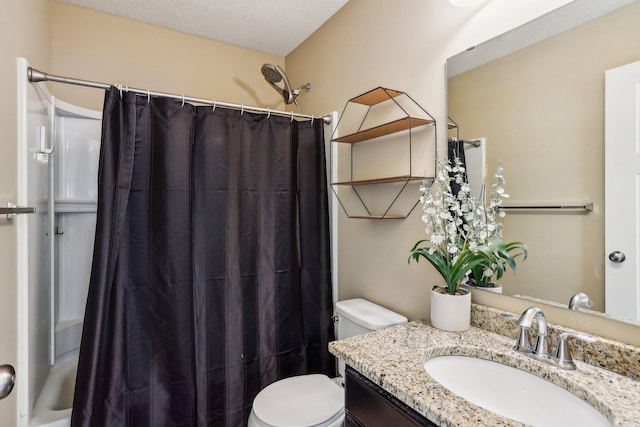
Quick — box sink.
[423,355,611,427]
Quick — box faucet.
[513,306,550,358]
[513,306,596,369]
[568,292,593,310]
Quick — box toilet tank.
[335,298,408,340]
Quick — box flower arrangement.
[409,157,527,295]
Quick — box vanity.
[329,305,640,426]
[344,367,436,427]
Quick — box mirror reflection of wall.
[447,1,640,318]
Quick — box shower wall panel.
[18,57,101,425]
[53,104,101,358]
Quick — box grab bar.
[1,203,36,219]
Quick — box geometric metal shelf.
[329,87,437,220]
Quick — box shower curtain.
[447,138,467,196]
[71,87,335,427]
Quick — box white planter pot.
[468,283,503,294]
[430,287,471,332]
[481,284,503,294]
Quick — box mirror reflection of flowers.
[409,157,527,295]
[469,163,528,288]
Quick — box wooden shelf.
[333,117,433,144]
[349,87,404,106]
[332,175,429,186]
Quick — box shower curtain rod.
[27,67,332,125]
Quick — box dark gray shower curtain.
[71,87,335,427]
[447,138,467,196]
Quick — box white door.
[604,60,640,322]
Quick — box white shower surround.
[30,352,77,427]
[17,58,101,427]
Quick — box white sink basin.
[423,355,611,427]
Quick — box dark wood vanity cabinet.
[345,367,438,427]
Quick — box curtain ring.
[124,85,129,92]
[267,108,271,119]
[212,100,216,111]
[181,94,185,107]
[310,115,314,125]
[147,89,150,103]
[117,84,123,99]
[290,111,294,122]
[241,104,244,115]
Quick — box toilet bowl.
[247,298,407,427]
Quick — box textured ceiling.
[57,0,350,56]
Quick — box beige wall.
[51,2,286,112]
[448,3,640,311]
[0,0,51,424]
[286,0,640,347]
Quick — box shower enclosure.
[15,57,339,426]
[16,58,101,427]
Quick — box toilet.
[247,298,408,427]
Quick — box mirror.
[446,0,640,323]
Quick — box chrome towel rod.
[462,139,482,147]
[27,67,331,125]
[503,202,593,212]
[448,137,482,147]
[1,203,36,219]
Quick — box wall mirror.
[446,0,640,324]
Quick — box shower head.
[261,64,284,84]
[261,63,310,106]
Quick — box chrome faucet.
[513,306,596,370]
[513,306,550,358]
[568,292,593,310]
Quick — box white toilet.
[247,298,408,427]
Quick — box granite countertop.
[329,320,640,427]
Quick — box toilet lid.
[252,374,344,427]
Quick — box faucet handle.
[554,331,597,370]
[501,313,519,321]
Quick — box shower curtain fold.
[448,138,468,196]
[72,87,334,427]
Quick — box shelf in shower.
[54,199,97,213]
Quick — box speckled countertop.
[329,320,640,427]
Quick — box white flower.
[412,158,518,292]
[431,233,444,245]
